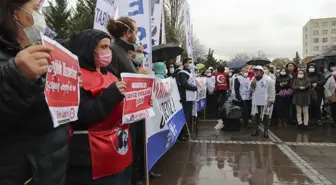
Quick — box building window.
[332,21,336,26]
[313,30,319,35]
[323,38,328,43]
[313,46,319,51]
[322,22,328,27]
[313,23,319,27]
[332,29,336,34]
[322,30,328,35]
[322,46,328,51]
[313,38,319,43]
[332,37,336,42]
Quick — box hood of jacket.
[0,35,21,57]
[307,63,318,76]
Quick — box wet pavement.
[150,120,336,185]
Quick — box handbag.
[310,88,318,103]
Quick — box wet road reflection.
[151,143,313,185]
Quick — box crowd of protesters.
[1,1,336,185]
[205,61,336,136]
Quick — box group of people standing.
[204,60,336,137]
[0,0,165,185]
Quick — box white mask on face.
[228,72,232,77]
[17,8,47,44]
[280,72,286,76]
[242,73,248,77]
[330,67,336,72]
[169,67,175,74]
[206,73,212,77]
[298,74,304,79]
[134,53,146,66]
[308,68,315,73]
[276,69,280,73]
[264,69,269,74]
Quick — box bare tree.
[323,44,336,55]
[271,58,291,68]
[230,53,251,61]
[253,50,269,59]
[192,35,205,62]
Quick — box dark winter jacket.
[176,68,198,102]
[0,35,69,185]
[106,38,137,78]
[67,30,124,183]
[307,63,325,94]
[292,78,311,106]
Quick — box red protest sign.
[121,73,155,124]
[42,35,80,128]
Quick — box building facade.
[302,17,336,57]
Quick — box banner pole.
[146,0,152,185]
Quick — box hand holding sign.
[15,45,53,80]
[137,64,149,75]
[116,81,127,94]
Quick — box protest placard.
[42,35,80,128]
[196,77,207,112]
[121,73,155,124]
[94,0,119,33]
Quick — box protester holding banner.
[106,17,149,185]
[66,29,131,185]
[0,1,72,185]
[177,58,198,140]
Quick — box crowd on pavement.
[0,1,336,185]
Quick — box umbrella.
[227,60,247,69]
[152,44,184,63]
[247,57,271,65]
[196,63,205,69]
[324,51,336,57]
[308,55,324,63]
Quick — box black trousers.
[215,90,228,109]
[206,92,216,117]
[310,90,323,121]
[253,106,269,133]
[130,121,145,184]
[181,101,193,136]
[331,103,336,123]
[241,100,252,126]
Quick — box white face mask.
[298,74,304,79]
[308,68,315,73]
[206,73,212,77]
[17,8,47,44]
[228,72,232,77]
[330,67,336,72]
[280,72,286,75]
[188,64,194,71]
[276,70,280,73]
[134,54,146,65]
[242,73,248,77]
[264,69,269,74]
[169,67,175,74]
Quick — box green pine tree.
[45,0,71,39]
[293,51,301,65]
[70,0,97,36]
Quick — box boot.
[277,119,282,127]
[264,131,269,138]
[283,119,288,128]
[250,130,259,136]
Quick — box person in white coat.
[249,66,276,138]
[205,69,216,117]
[324,70,336,126]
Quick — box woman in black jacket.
[306,63,325,125]
[0,1,70,185]
[67,29,129,185]
[274,68,293,128]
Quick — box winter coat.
[176,68,197,102]
[0,35,69,185]
[106,38,137,78]
[307,63,325,91]
[324,75,336,102]
[292,78,311,106]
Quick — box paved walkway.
[150,120,336,185]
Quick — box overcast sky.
[188,0,336,60]
[44,0,336,60]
